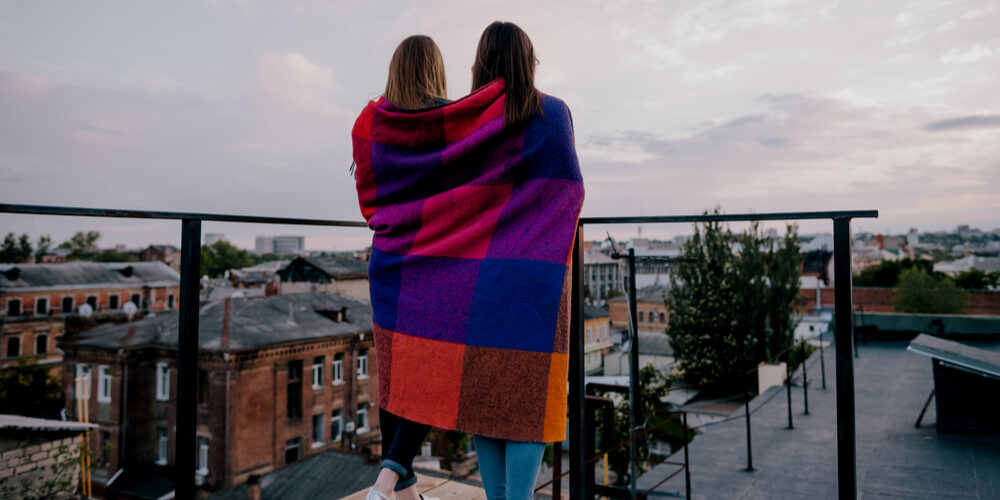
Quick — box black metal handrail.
[1,204,876,500]
[568,209,877,500]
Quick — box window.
[198,370,209,405]
[109,295,119,310]
[86,296,97,310]
[356,403,369,433]
[98,365,112,403]
[61,297,73,314]
[198,438,209,475]
[332,354,344,385]
[357,350,369,379]
[6,337,20,358]
[156,428,168,465]
[331,410,342,443]
[131,294,141,309]
[6,299,20,316]
[312,356,324,388]
[101,431,112,463]
[287,361,302,421]
[36,298,48,315]
[155,362,170,401]
[284,438,301,464]
[659,312,666,324]
[35,334,48,354]
[168,294,175,309]
[638,311,644,322]
[76,364,90,399]
[312,414,325,446]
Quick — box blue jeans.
[474,435,545,500]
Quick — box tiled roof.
[63,293,372,352]
[585,305,609,319]
[608,284,670,303]
[0,262,179,290]
[282,256,368,278]
[210,451,379,500]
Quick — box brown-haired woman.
[470,21,559,500]
[363,35,446,500]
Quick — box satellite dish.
[123,302,138,316]
[78,304,93,317]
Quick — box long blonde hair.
[385,35,447,109]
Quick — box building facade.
[0,262,180,370]
[60,293,378,495]
[584,305,614,374]
[608,284,670,333]
[255,236,305,256]
[278,257,370,302]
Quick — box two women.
[353,22,584,500]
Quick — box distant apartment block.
[256,236,304,256]
[278,256,370,302]
[584,305,615,374]
[585,249,623,305]
[60,293,378,496]
[0,262,180,370]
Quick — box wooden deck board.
[340,473,485,500]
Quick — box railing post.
[176,219,201,499]
[627,247,639,499]
[569,225,588,500]
[554,442,562,499]
[785,353,794,430]
[744,394,754,472]
[683,411,691,500]
[820,331,827,390]
[833,217,857,500]
[802,340,809,415]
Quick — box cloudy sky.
[1,0,998,251]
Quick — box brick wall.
[797,287,1000,315]
[0,434,83,499]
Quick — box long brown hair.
[472,21,542,126]
[384,35,447,110]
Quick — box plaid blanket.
[352,79,584,442]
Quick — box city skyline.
[1,1,998,249]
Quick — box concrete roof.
[635,330,673,356]
[282,256,368,279]
[856,312,1000,337]
[63,293,372,352]
[0,414,97,432]
[584,305,609,320]
[0,262,179,291]
[638,339,1000,498]
[210,451,379,500]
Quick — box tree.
[34,235,52,259]
[853,258,936,287]
[666,214,802,389]
[201,240,256,278]
[1,233,33,263]
[953,269,990,290]
[593,365,689,486]
[893,268,968,314]
[95,249,137,262]
[0,362,64,418]
[58,230,101,260]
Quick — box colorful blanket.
[352,79,584,442]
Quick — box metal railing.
[0,204,876,500]
[567,210,877,500]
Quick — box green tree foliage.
[200,240,256,278]
[95,249,137,262]
[893,268,968,314]
[1,233,34,263]
[853,258,936,287]
[952,269,1000,290]
[0,362,64,417]
[594,365,689,486]
[666,215,802,388]
[34,235,52,259]
[58,230,101,260]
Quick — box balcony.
[10,203,996,500]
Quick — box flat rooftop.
[639,339,1000,499]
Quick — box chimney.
[876,234,884,250]
[246,474,262,500]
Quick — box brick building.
[0,262,180,371]
[278,256,370,302]
[609,284,670,333]
[139,245,181,273]
[584,305,615,374]
[60,293,378,496]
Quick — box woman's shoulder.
[352,97,383,139]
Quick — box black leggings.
[379,408,432,491]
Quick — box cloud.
[924,114,1000,131]
[940,43,994,64]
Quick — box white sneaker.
[365,487,394,500]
